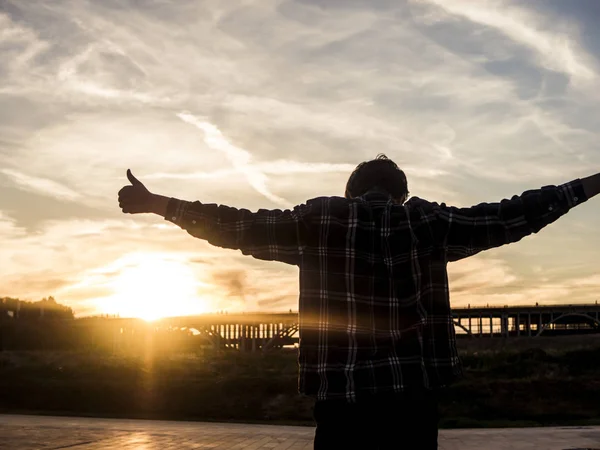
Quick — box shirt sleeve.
[164,199,314,265]
[428,180,588,262]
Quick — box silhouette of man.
[118,155,598,449]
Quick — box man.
[118,155,598,449]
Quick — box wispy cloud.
[414,0,597,83]
[178,112,290,206]
[145,161,358,180]
[1,169,82,201]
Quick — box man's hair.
[344,154,408,200]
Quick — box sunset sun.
[107,254,208,321]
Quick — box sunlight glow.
[104,254,208,321]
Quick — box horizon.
[3,297,600,322]
[1,0,600,320]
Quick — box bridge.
[157,304,600,352]
[2,299,599,353]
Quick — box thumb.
[127,169,143,187]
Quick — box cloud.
[257,295,295,308]
[5,276,74,297]
[211,270,248,300]
[413,0,597,83]
[447,250,600,307]
[1,0,599,314]
[143,161,359,184]
[177,112,290,207]
[1,169,82,201]
[449,257,519,295]
[0,206,302,316]
[0,12,50,82]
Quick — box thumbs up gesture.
[118,169,154,214]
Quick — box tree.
[0,296,74,320]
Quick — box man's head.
[344,154,409,204]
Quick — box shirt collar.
[359,188,394,202]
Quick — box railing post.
[241,325,246,352]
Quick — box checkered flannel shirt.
[165,180,587,401]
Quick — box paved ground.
[1,414,600,449]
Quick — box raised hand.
[118,169,154,214]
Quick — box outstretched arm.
[428,176,595,262]
[118,170,312,265]
[582,173,600,199]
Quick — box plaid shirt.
[165,180,587,401]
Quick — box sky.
[1,0,599,319]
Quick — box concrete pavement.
[1,414,599,449]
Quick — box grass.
[1,337,600,428]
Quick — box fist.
[118,169,153,214]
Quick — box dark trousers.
[313,389,439,450]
